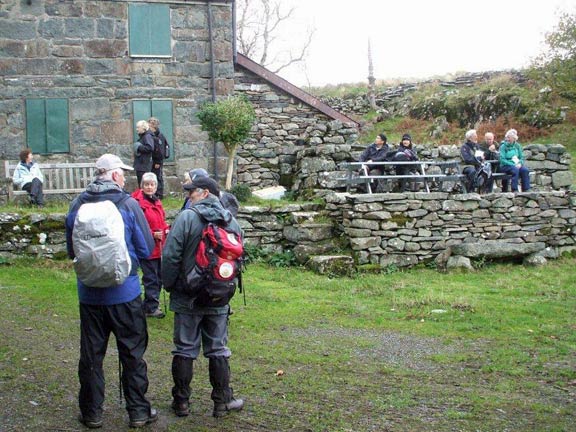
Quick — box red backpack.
[186,217,244,307]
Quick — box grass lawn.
[0,258,575,431]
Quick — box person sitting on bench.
[12,148,44,207]
[390,134,419,192]
[358,133,390,192]
[481,132,508,192]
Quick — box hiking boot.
[171,400,190,417]
[78,414,103,429]
[213,398,244,418]
[129,408,158,428]
[146,309,165,319]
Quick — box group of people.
[358,128,531,194]
[359,132,418,192]
[64,153,244,428]
[460,128,530,193]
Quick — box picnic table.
[343,160,468,193]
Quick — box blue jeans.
[172,307,231,359]
[500,164,530,192]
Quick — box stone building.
[0,0,358,195]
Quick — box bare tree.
[236,0,315,74]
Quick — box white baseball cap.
[96,153,134,172]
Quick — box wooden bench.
[4,161,96,201]
[341,161,468,193]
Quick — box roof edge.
[235,53,358,126]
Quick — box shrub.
[230,183,252,202]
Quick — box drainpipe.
[232,0,237,63]
[208,1,218,180]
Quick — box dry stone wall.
[331,190,576,268]
[2,190,575,272]
[233,67,358,191]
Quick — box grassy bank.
[0,258,574,431]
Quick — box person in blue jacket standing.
[65,154,158,429]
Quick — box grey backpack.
[72,199,131,287]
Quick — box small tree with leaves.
[197,96,256,190]
[531,11,576,101]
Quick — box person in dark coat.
[391,133,419,192]
[162,176,244,418]
[65,154,158,429]
[358,133,389,192]
[148,117,169,199]
[132,172,170,318]
[461,129,493,193]
[133,120,155,186]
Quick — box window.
[133,99,174,162]
[128,3,171,57]
[25,99,70,154]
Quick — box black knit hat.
[401,133,412,142]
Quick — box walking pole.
[118,357,123,403]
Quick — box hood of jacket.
[189,195,233,225]
[78,180,129,205]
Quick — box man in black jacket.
[461,129,493,193]
[148,117,169,199]
[162,176,244,419]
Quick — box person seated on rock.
[358,133,390,192]
[390,134,419,192]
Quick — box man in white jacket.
[12,148,44,206]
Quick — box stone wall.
[3,191,575,272]
[319,71,528,117]
[233,67,358,191]
[330,190,576,268]
[0,0,234,193]
[0,202,328,261]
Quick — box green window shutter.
[26,99,47,154]
[26,99,70,155]
[46,99,69,153]
[129,3,171,57]
[151,100,174,162]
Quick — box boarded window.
[25,99,70,154]
[129,3,171,57]
[133,100,174,162]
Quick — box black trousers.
[22,178,44,205]
[78,297,151,421]
[151,164,164,199]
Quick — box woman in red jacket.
[132,172,170,318]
